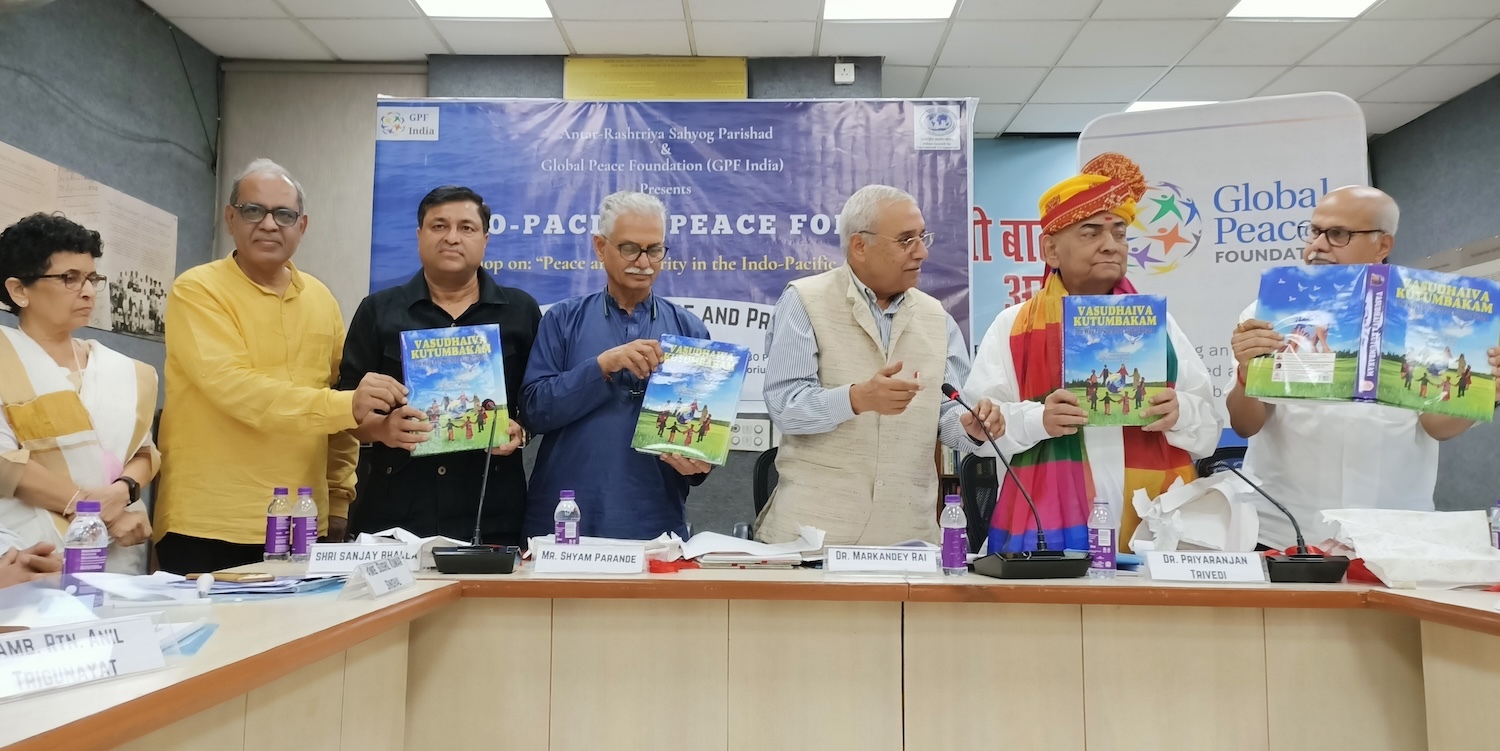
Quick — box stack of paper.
[524,532,685,561]
[682,525,825,566]
[167,576,344,596]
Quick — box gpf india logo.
[379,112,405,135]
[1127,181,1203,276]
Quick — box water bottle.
[1087,498,1117,580]
[1489,499,1500,550]
[940,494,968,576]
[264,487,292,561]
[64,500,109,605]
[554,490,580,544]
[290,486,318,562]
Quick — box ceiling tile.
[563,21,692,55]
[301,19,448,60]
[280,0,419,17]
[958,0,1099,19]
[936,21,1083,66]
[550,0,684,20]
[1256,65,1406,98]
[141,0,284,18]
[691,21,816,56]
[1426,20,1500,64]
[1091,0,1238,19]
[1145,66,1286,99]
[974,104,1023,133]
[1007,102,1125,132]
[1362,64,1500,101]
[1057,20,1215,66]
[819,22,948,67]
[1180,20,1347,66]
[434,20,569,54]
[1362,0,1500,18]
[1302,19,1485,65]
[687,0,821,20]
[881,66,930,97]
[169,18,333,58]
[923,66,1049,102]
[1360,102,1442,134]
[1029,66,1166,103]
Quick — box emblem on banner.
[1127,181,1202,275]
[913,105,961,150]
[376,106,440,141]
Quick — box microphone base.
[1266,554,1351,584]
[972,550,1092,580]
[432,545,520,575]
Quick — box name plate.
[355,556,416,599]
[0,615,165,700]
[1146,551,1267,583]
[533,543,646,574]
[825,546,939,575]
[306,543,409,575]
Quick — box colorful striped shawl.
[989,272,1198,553]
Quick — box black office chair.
[752,446,778,517]
[957,454,998,553]
[1195,445,1247,478]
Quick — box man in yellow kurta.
[154,160,406,574]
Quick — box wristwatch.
[114,476,141,504]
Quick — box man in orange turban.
[962,153,1220,552]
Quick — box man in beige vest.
[756,185,1003,545]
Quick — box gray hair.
[229,158,306,212]
[838,184,916,254]
[1328,184,1400,235]
[596,191,666,238]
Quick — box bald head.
[1304,185,1398,266]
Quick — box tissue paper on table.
[1129,472,1260,553]
[1321,509,1500,589]
[524,532,686,562]
[356,528,467,570]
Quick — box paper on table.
[74,571,200,602]
[1323,509,1500,589]
[525,532,685,561]
[357,528,468,569]
[681,525,825,561]
[1130,473,1259,553]
[0,582,99,629]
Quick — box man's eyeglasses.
[608,239,669,262]
[858,231,935,251]
[232,203,302,228]
[1301,225,1383,247]
[25,270,106,291]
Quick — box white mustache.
[625,267,655,276]
[1306,252,1335,264]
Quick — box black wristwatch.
[114,476,141,504]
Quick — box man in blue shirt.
[521,191,711,540]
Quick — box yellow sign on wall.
[564,57,748,100]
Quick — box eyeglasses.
[858,231,935,251]
[1301,226,1383,247]
[608,239,669,262]
[24,270,106,291]
[232,203,302,228]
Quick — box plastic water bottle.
[1489,499,1500,550]
[290,486,318,562]
[940,494,968,576]
[64,500,109,605]
[1087,498,1117,580]
[554,490,580,544]
[264,487,292,561]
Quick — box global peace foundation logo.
[379,111,406,136]
[1127,181,1203,275]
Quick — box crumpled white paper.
[524,532,685,562]
[1129,472,1261,553]
[356,527,467,570]
[1321,509,1500,589]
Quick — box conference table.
[3,565,1498,751]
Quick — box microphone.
[432,398,520,574]
[942,383,1089,579]
[1211,461,1349,583]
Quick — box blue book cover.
[1061,294,1169,427]
[399,324,509,456]
[1379,266,1500,421]
[1247,265,1368,402]
[631,335,750,465]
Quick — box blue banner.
[371,99,973,411]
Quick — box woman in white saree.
[0,213,156,574]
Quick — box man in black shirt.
[339,186,541,545]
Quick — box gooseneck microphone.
[942,384,1089,579]
[1213,461,1350,583]
[432,399,521,574]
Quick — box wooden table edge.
[905,583,1371,608]
[3,582,462,751]
[1367,589,1500,638]
[456,577,913,601]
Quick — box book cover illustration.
[1379,266,1500,421]
[1062,294,1169,427]
[630,335,750,465]
[1246,265,1368,402]
[400,324,509,457]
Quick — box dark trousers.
[155,533,264,574]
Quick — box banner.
[969,138,1077,351]
[1078,93,1369,426]
[371,99,974,413]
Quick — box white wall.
[216,63,427,321]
